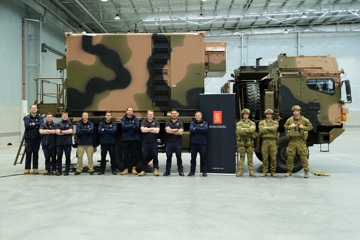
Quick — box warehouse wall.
[0,0,69,145]
[205,31,360,125]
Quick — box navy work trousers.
[190,144,207,173]
[100,144,116,171]
[57,145,71,173]
[25,138,41,169]
[165,142,183,172]
[142,142,159,171]
[42,145,57,172]
[122,140,138,170]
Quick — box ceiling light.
[301,12,307,18]
[199,13,204,19]
[284,29,289,34]
[101,0,108,2]
[114,14,120,20]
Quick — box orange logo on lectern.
[213,111,222,124]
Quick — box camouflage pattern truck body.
[57,32,226,168]
[227,53,351,172]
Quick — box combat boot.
[260,172,267,177]
[33,169,39,174]
[236,171,243,177]
[131,167,138,175]
[120,168,128,175]
[153,168,159,176]
[52,170,57,175]
[271,172,277,177]
[249,171,256,177]
[24,169,30,174]
[42,170,49,175]
[285,172,292,177]
[138,171,146,176]
[304,171,309,178]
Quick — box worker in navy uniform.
[39,113,57,175]
[139,109,160,176]
[98,111,117,175]
[120,107,140,176]
[188,111,209,177]
[23,104,44,174]
[55,112,73,176]
[163,109,184,176]
[74,112,95,175]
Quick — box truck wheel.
[245,84,261,119]
[276,136,303,173]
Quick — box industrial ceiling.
[27,0,360,35]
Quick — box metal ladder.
[14,134,26,165]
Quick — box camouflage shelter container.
[64,32,226,118]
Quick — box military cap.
[291,105,301,111]
[264,109,274,114]
[241,108,251,114]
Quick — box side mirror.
[341,80,352,103]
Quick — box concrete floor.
[1,128,360,240]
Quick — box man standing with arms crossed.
[163,109,184,176]
[120,107,140,175]
[236,108,256,177]
[23,104,43,174]
[284,105,313,178]
[188,111,208,177]
[258,109,279,177]
[39,113,57,175]
[74,112,95,175]
[55,112,73,176]
[98,111,117,175]
[139,110,160,176]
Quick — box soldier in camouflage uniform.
[236,109,256,177]
[284,105,313,178]
[258,109,279,177]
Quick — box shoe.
[52,170,57,175]
[42,170,49,175]
[139,171,146,176]
[64,171,69,176]
[179,171,184,176]
[271,172,277,177]
[131,167,138,175]
[89,171,94,175]
[260,172,267,177]
[33,169,39,174]
[236,171,243,177]
[120,168,128,175]
[153,168,159,176]
[163,171,170,176]
[24,169,31,174]
[202,172,207,177]
[285,172,292,177]
[56,172,61,176]
[74,171,81,175]
[112,171,117,175]
[249,171,256,177]
[304,171,309,178]
[97,171,105,175]
[188,172,195,176]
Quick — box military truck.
[36,32,226,169]
[222,53,352,172]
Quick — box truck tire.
[115,139,124,171]
[276,136,303,173]
[245,84,261,119]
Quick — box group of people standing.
[236,105,313,178]
[23,105,209,177]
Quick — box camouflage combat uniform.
[236,113,256,177]
[284,113,313,176]
[259,117,279,176]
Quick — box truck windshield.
[307,79,335,95]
